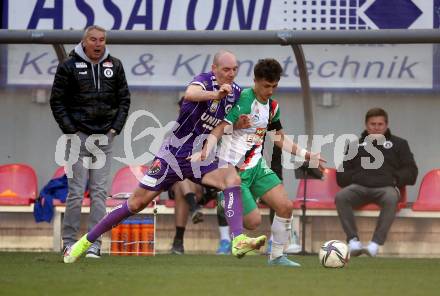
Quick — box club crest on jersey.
[104,68,113,78]
[75,62,87,68]
[148,159,162,175]
[103,61,113,68]
[210,100,220,113]
[383,141,393,149]
[225,104,233,114]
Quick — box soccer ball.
[318,240,350,268]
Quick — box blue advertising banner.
[3,0,438,30]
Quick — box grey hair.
[82,25,106,41]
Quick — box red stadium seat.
[107,165,158,207]
[52,166,67,179]
[412,169,440,211]
[165,199,175,208]
[110,165,148,196]
[293,167,407,211]
[0,163,38,206]
[292,168,340,210]
[204,199,217,209]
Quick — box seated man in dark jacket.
[336,107,417,257]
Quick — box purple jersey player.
[143,71,242,190]
[64,50,266,263]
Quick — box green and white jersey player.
[193,58,325,266]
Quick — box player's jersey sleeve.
[268,119,283,131]
[224,89,253,125]
[268,99,282,131]
[189,73,211,90]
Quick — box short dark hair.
[254,58,283,82]
[365,107,388,123]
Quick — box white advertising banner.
[2,0,438,89]
[6,43,432,89]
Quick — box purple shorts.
[139,156,221,192]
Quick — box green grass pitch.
[1,253,439,296]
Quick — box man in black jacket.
[50,25,130,258]
[336,108,417,257]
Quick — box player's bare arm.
[272,129,326,170]
[184,84,232,102]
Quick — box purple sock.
[223,185,243,240]
[87,201,133,242]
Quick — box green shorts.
[219,158,281,215]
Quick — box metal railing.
[1,29,440,44]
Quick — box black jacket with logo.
[50,45,130,135]
[337,129,418,188]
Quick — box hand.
[234,114,251,129]
[187,147,209,162]
[309,152,327,172]
[217,84,232,100]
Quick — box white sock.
[270,214,291,260]
[219,226,230,241]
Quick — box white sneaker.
[364,241,379,257]
[284,243,302,254]
[85,243,101,259]
[85,250,101,259]
[349,238,363,257]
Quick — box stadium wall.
[0,88,436,202]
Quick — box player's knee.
[274,200,293,218]
[244,216,261,230]
[129,188,151,212]
[224,173,241,188]
[128,199,143,213]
